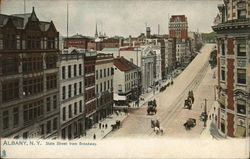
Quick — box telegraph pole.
[204,98,208,127]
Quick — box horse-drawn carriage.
[151,119,163,135]
[183,118,196,130]
[184,90,194,110]
[147,99,157,115]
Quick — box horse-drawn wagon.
[183,118,196,130]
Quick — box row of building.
[0,7,203,139]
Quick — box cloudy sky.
[1,0,222,37]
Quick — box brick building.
[212,0,250,138]
[64,34,93,49]
[87,38,123,51]
[84,51,97,129]
[169,15,189,66]
[95,53,114,121]
[0,8,60,139]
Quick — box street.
[106,44,217,138]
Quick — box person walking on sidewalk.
[93,134,96,139]
[99,123,101,129]
[105,124,107,129]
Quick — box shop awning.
[218,95,226,105]
[114,94,126,101]
[235,125,246,138]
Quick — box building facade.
[95,53,114,121]
[0,8,60,139]
[64,34,93,49]
[113,57,140,105]
[212,0,250,138]
[84,51,97,129]
[59,49,85,139]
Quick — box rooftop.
[114,56,139,72]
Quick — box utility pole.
[24,0,26,14]
[66,2,69,49]
[204,98,208,127]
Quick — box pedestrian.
[105,124,107,129]
[209,115,211,120]
[99,123,101,129]
[93,134,96,139]
[102,124,104,129]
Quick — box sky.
[0,0,222,37]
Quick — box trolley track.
[148,60,210,136]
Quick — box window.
[68,125,72,139]
[46,120,51,134]
[47,37,55,49]
[100,70,102,78]
[2,80,19,102]
[74,102,77,115]
[23,77,43,96]
[62,86,66,100]
[53,95,57,109]
[96,70,98,79]
[68,65,71,78]
[46,73,57,90]
[221,40,225,56]
[74,64,77,77]
[104,81,106,91]
[79,64,82,75]
[23,100,43,123]
[68,85,72,98]
[79,82,82,94]
[3,110,9,129]
[62,128,66,139]
[104,69,106,77]
[46,97,51,112]
[238,9,246,19]
[79,100,82,113]
[53,118,57,131]
[69,105,72,118]
[111,67,114,75]
[0,33,3,49]
[16,35,20,49]
[107,68,109,76]
[100,83,103,92]
[2,56,18,74]
[237,40,246,56]
[96,84,98,93]
[63,107,66,121]
[221,119,225,133]
[237,69,246,84]
[22,56,43,73]
[40,124,44,135]
[237,99,246,114]
[62,66,65,79]
[13,107,19,126]
[45,55,57,69]
[221,67,225,81]
[74,83,77,96]
[23,132,28,139]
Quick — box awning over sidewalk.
[235,125,246,137]
[217,95,226,105]
[114,94,126,101]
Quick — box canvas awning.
[218,95,226,105]
[234,125,246,137]
[113,94,126,101]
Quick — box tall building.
[169,15,189,66]
[169,15,188,39]
[0,8,60,139]
[212,0,250,138]
[59,49,85,139]
[84,51,97,129]
[95,53,114,121]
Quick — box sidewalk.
[200,101,225,139]
[84,112,128,140]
